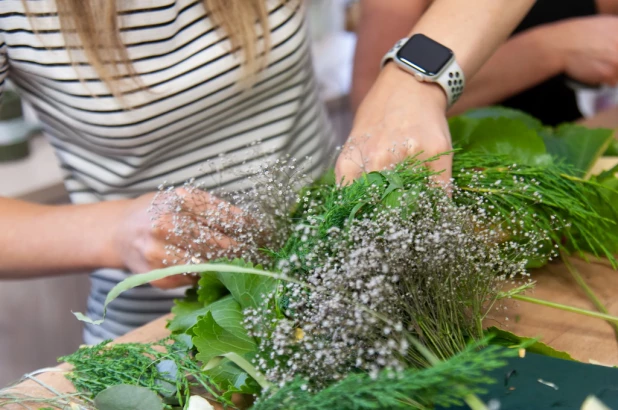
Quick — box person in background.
[0,0,534,343]
[352,0,618,126]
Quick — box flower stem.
[561,254,618,344]
[464,393,489,410]
[512,295,618,323]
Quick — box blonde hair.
[28,0,279,101]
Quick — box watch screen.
[396,34,453,76]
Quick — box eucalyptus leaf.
[155,360,178,397]
[93,385,164,410]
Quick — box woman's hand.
[551,15,618,86]
[336,64,453,185]
[111,188,244,289]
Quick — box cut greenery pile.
[15,107,618,410]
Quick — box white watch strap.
[381,37,465,107]
[436,60,465,106]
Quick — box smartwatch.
[381,34,465,107]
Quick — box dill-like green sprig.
[59,337,231,408]
[252,341,516,410]
[273,155,441,273]
[452,151,618,266]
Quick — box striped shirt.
[0,0,334,343]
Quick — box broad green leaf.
[168,298,209,334]
[382,190,403,209]
[594,163,618,184]
[207,296,254,340]
[448,115,479,147]
[541,125,613,177]
[197,273,229,305]
[486,326,574,361]
[364,171,386,187]
[205,358,261,400]
[604,140,618,156]
[461,106,544,130]
[94,385,164,410]
[465,118,552,166]
[210,259,277,312]
[587,169,618,253]
[193,311,256,365]
[204,351,270,389]
[73,262,280,325]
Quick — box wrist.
[84,199,131,270]
[379,63,449,111]
[535,22,570,74]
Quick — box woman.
[0,0,534,343]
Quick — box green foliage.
[59,337,228,408]
[167,289,209,335]
[448,107,618,264]
[193,310,256,364]
[274,155,441,275]
[74,106,618,409]
[463,117,552,166]
[452,106,613,176]
[93,385,164,410]
[252,342,517,410]
[200,260,277,312]
[541,125,612,178]
[452,150,618,265]
[168,259,278,399]
[486,327,574,361]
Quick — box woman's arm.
[0,191,230,288]
[450,15,618,115]
[337,0,535,184]
[350,0,430,112]
[0,197,126,278]
[447,25,561,116]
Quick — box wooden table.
[3,258,618,409]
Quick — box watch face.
[396,34,453,76]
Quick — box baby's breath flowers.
[150,153,561,393]
[245,170,551,390]
[149,157,312,268]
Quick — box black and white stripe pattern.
[0,0,334,342]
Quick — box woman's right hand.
[550,15,618,86]
[111,188,244,289]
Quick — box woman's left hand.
[336,64,453,186]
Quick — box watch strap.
[381,37,465,107]
[435,60,465,106]
[380,38,407,70]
